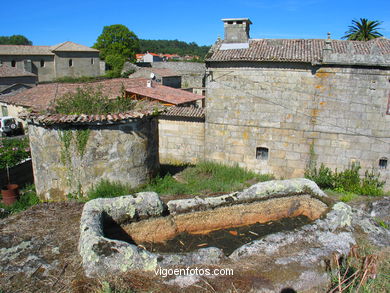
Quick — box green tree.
[342,18,383,41]
[93,24,140,75]
[0,35,32,45]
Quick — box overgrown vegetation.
[0,184,40,216]
[0,137,30,169]
[328,244,390,292]
[83,161,274,200]
[52,76,110,83]
[305,163,385,196]
[139,39,211,60]
[52,86,135,115]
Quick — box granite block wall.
[205,62,390,189]
[158,118,205,164]
[28,117,159,200]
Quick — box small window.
[69,59,73,67]
[40,60,45,67]
[236,21,243,24]
[1,106,8,116]
[256,147,269,160]
[228,21,233,24]
[379,158,388,169]
[11,60,16,67]
[91,58,94,64]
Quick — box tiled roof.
[50,41,99,52]
[0,78,148,112]
[0,41,99,56]
[126,80,204,105]
[0,45,54,55]
[0,64,37,77]
[24,110,156,125]
[206,38,390,63]
[161,106,205,118]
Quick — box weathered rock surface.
[78,177,389,292]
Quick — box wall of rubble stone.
[158,117,205,164]
[205,62,390,189]
[28,117,159,200]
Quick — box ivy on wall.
[59,128,91,196]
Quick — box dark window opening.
[379,158,388,169]
[40,60,45,67]
[11,60,16,67]
[228,21,233,24]
[236,21,243,24]
[69,59,73,67]
[256,147,269,160]
[91,58,94,64]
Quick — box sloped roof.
[206,38,390,64]
[0,78,147,112]
[126,80,204,105]
[0,45,54,55]
[0,41,98,56]
[0,64,37,77]
[161,106,205,118]
[50,41,99,52]
[25,110,156,125]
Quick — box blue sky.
[1,0,389,47]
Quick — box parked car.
[0,117,23,137]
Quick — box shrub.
[53,86,135,115]
[305,163,334,189]
[0,137,30,169]
[305,162,385,196]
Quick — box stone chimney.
[147,80,152,88]
[222,18,252,43]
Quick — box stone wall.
[0,52,101,82]
[152,62,205,88]
[54,52,101,79]
[0,55,55,82]
[205,62,390,189]
[158,117,205,164]
[28,117,159,200]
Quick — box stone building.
[128,67,182,88]
[26,111,159,200]
[0,41,104,82]
[205,18,390,188]
[0,63,37,96]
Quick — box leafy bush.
[0,138,30,169]
[305,163,334,189]
[53,86,135,115]
[305,162,385,196]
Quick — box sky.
[1,0,390,47]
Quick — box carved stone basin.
[79,178,332,277]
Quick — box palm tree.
[342,18,383,41]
